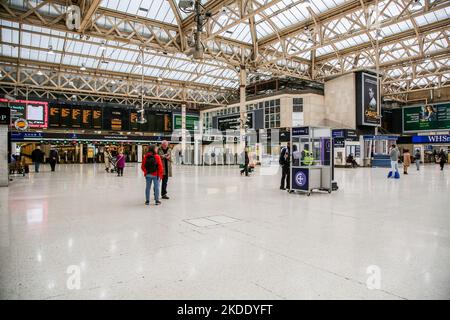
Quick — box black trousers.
[240,165,249,176]
[280,165,290,189]
[49,160,56,171]
[161,175,169,196]
[440,162,445,170]
[117,168,124,176]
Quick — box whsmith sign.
[412,135,450,144]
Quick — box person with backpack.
[141,145,163,206]
[279,142,291,190]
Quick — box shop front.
[411,135,450,164]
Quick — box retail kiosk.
[289,126,332,196]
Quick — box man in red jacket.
[141,145,163,205]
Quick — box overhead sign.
[412,135,450,144]
[173,114,199,131]
[217,112,253,131]
[14,118,28,130]
[0,106,10,125]
[292,127,309,136]
[403,103,450,133]
[0,99,48,128]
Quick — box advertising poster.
[291,168,309,191]
[361,73,380,126]
[0,99,48,128]
[403,103,450,133]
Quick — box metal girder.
[0,60,235,107]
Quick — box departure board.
[110,110,122,130]
[82,109,92,129]
[147,112,156,131]
[49,106,60,127]
[61,107,71,127]
[130,112,139,131]
[92,107,102,129]
[164,114,172,132]
[71,107,82,128]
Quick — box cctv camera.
[179,0,194,10]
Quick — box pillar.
[79,143,83,164]
[239,66,247,156]
[0,125,8,187]
[181,103,187,163]
[137,144,143,163]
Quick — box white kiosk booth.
[289,126,333,196]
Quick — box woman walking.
[403,149,411,174]
[116,151,125,176]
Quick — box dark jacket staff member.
[31,146,44,173]
[158,140,172,200]
[279,142,290,190]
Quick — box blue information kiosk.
[289,126,333,196]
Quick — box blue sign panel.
[412,135,450,144]
[291,168,309,191]
[292,127,309,136]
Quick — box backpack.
[145,154,158,173]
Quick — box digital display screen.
[60,107,71,127]
[403,103,450,132]
[130,112,139,131]
[0,99,48,128]
[49,106,60,127]
[82,109,92,129]
[71,107,82,128]
[92,107,102,129]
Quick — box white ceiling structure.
[0,0,449,106]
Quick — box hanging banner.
[356,72,381,127]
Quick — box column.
[79,143,83,164]
[137,144,143,163]
[0,126,8,187]
[239,66,247,157]
[181,103,187,164]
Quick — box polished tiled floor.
[0,163,449,300]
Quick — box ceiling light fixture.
[48,45,55,55]
[110,80,116,85]
[80,63,86,71]
[375,30,383,40]
[411,0,422,10]
[37,70,43,75]
[138,7,149,12]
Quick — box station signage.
[292,127,309,136]
[0,106,10,125]
[412,135,450,144]
[0,99,48,128]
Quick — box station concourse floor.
[0,163,449,300]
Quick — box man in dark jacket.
[31,146,44,173]
[438,149,447,171]
[279,142,290,190]
[49,148,58,172]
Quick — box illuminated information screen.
[82,109,92,129]
[71,108,82,128]
[92,107,102,129]
[61,108,71,127]
[49,106,60,127]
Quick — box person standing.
[116,151,125,177]
[414,149,421,171]
[141,145,163,206]
[31,146,44,173]
[104,147,111,172]
[438,149,447,171]
[388,144,400,178]
[279,142,291,190]
[240,149,250,176]
[158,140,172,200]
[49,148,58,172]
[403,149,411,175]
